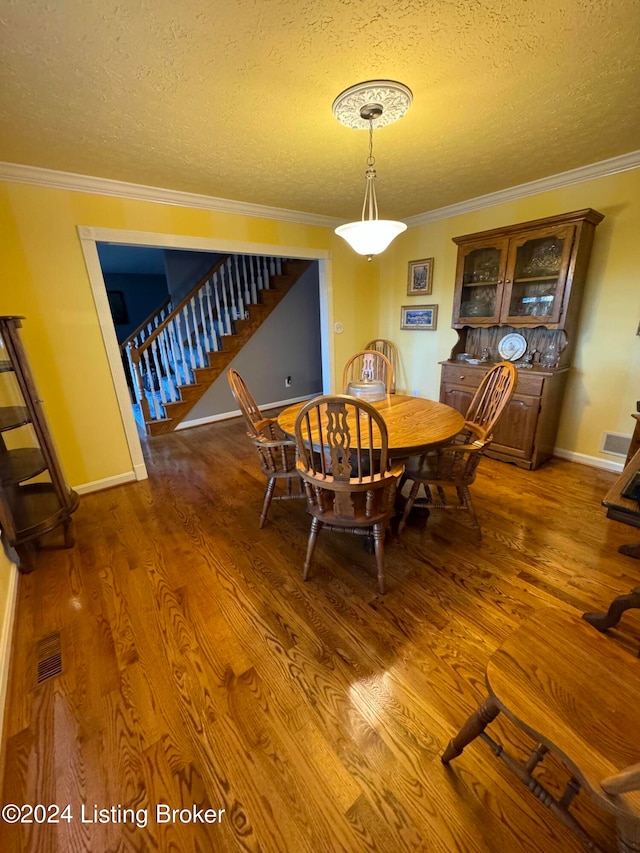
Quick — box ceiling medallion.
[332,80,413,130]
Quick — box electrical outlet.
[334,321,344,334]
[285,376,292,387]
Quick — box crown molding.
[2,150,638,230]
[403,150,640,227]
[0,161,343,228]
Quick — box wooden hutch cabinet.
[0,316,79,571]
[441,208,604,469]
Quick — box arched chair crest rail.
[442,592,640,852]
[343,350,394,396]
[364,339,399,393]
[397,360,517,538]
[227,368,302,528]
[293,394,404,594]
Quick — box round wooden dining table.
[277,394,465,459]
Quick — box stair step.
[176,384,205,403]
[147,418,176,436]
[162,400,194,418]
[140,258,312,435]
[192,365,226,383]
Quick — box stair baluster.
[156,328,177,403]
[150,339,168,411]
[141,348,161,419]
[204,284,219,352]
[189,296,206,367]
[170,315,189,384]
[233,255,245,319]
[180,306,197,372]
[219,265,232,334]
[125,344,142,408]
[212,273,224,340]
[128,347,152,423]
[249,256,258,304]
[166,321,182,386]
[241,255,250,306]
[158,329,178,403]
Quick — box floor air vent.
[601,432,632,458]
[37,633,62,683]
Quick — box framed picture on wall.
[107,290,129,325]
[407,257,434,295]
[400,304,438,331]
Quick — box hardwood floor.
[2,413,640,852]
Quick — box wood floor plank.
[2,412,638,851]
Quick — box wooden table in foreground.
[603,447,640,559]
[277,394,465,459]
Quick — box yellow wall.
[376,167,640,462]
[0,182,377,487]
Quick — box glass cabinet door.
[453,238,509,325]
[501,226,575,325]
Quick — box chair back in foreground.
[442,592,640,852]
[227,368,302,528]
[343,350,394,397]
[397,361,517,538]
[364,339,399,393]
[294,395,403,594]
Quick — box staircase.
[121,255,311,435]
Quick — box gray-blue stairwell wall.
[164,250,224,304]
[181,261,323,426]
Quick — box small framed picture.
[107,290,129,325]
[407,257,434,296]
[400,304,438,331]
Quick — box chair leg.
[303,517,322,581]
[617,815,640,852]
[441,695,500,763]
[260,478,277,528]
[373,522,386,595]
[457,485,481,538]
[397,480,421,536]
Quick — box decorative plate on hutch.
[498,333,527,361]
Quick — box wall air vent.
[601,432,632,458]
[36,633,62,683]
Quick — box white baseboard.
[553,447,625,473]
[74,470,140,495]
[0,559,19,748]
[177,393,317,431]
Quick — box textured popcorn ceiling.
[0,0,639,219]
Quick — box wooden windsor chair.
[227,368,302,528]
[293,395,404,594]
[397,360,517,538]
[343,350,394,396]
[442,590,640,852]
[364,339,399,393]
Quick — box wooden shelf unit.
[0,316,79,571]
[442,209,604,470]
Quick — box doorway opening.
[79,226,333,482]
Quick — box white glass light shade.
[335,219,407,257]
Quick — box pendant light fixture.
[332,80,412,261]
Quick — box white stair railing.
[127,254,292,423]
